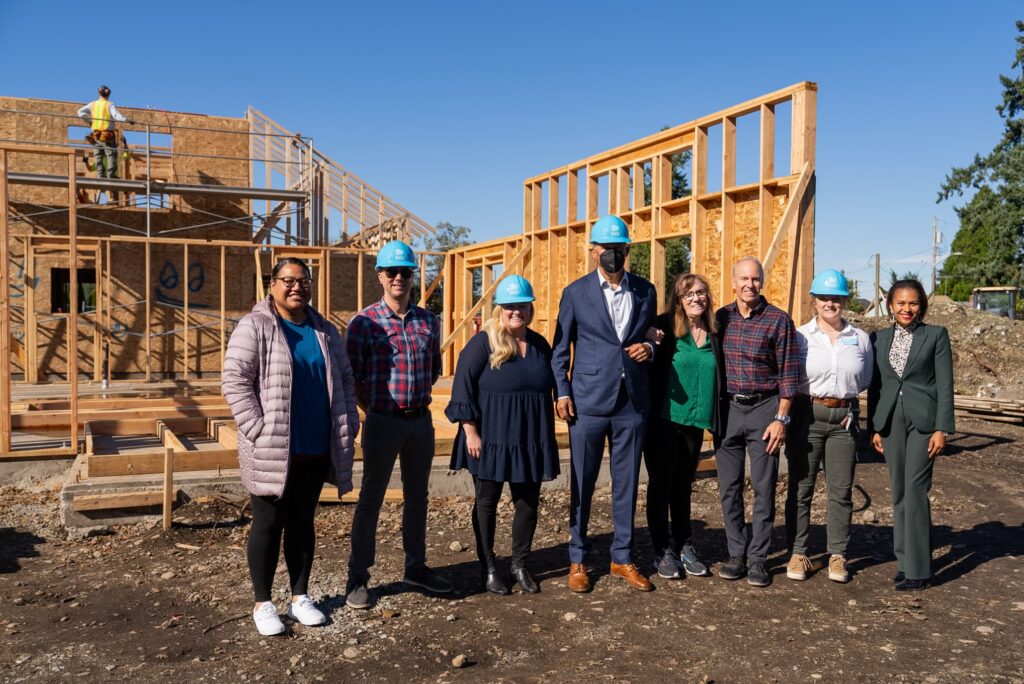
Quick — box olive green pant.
[882,397,934,581]
[785,400,857,557]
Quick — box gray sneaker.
[654,550,683,579]
[747,561,771,588]
[403,564,454,594]
[345,579,372,610]
[680,544,710,577]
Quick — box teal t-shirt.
[660,333,716,430]
[279,317,331,457]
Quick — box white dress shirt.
[797,318,873,399]
[597,270,632,342]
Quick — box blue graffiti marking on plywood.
[9,257,39,299]
[155,260,210,309]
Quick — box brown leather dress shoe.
[610,562,653,591]
[567,563,591,593]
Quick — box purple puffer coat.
[222,297,359,498]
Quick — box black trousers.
[247,457,328,602]
[472,476,541,569]
[643,416,704,554]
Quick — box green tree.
[418,221,473,315]
[937,21,1024,295]
[889,268,922,287]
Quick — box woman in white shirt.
[784,270,872,584]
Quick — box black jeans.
[472,476,542,569]
[247,457,328,602]
[644,417,704,554]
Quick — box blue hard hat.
[589,215,631,244]
[809,269,850,297]
[375,240,417,269]
[494,275,535,305]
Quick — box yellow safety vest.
[90,99,112,131]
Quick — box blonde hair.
[483,304,533,369]
[666,273,717,338]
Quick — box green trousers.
[882,397,934,580]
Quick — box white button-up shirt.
[797,318,873,399]
[597,270,632,342]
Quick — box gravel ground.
[1,416,1022,682]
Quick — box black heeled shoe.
[895,578,928,592]
[512,566,539,594]
[892,571,905,583]
[481,563,510,595]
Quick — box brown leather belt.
[812,397,853,409]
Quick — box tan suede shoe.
[567,563,591,593]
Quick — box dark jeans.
[785,398,857,556]
[472,476,541,569]
[247,457,328,602]
[348,412,435,580]
[716,396,780,563]
[644,417,704,554]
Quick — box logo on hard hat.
[393,247,404,258]
[507,282,521,294]
[825,275,838,286]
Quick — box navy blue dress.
[445,330,560,483]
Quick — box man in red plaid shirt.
[714,256,800,588]
[344,240,452,609]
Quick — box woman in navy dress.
[446,275,559,595]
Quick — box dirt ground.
[1,416,1023,683]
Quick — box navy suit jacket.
[551,270,657,416]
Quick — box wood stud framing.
[441,82,817,374]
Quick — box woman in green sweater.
[644,273,727,580]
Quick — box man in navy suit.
[551,215,658,592]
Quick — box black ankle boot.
[481,561,510,595]
[512,566,539,594]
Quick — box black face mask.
[599,248,626,274]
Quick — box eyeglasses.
[680,289,709,302]
[382,267,414,279]
[275,276,312,289]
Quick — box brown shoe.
[567,563,591,593]
[609,563,653,591]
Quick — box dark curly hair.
[887,278,928,321]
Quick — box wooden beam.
[162,447,174,531]
[0,149,9,453]
[25,240,37,384]
[761,162,812,281]
[68,153,79,452]
[145,241,151,382]
[157,420,189,453]
[219,245,226,369]
[254,249,265,301]
[183,243,189,379]
[86,448,238,478]
[13,405,231,429]
[74,490,177,512]
[722,117,737,190]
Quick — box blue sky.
[0,1,1019,294]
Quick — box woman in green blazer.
[868,279,955,591]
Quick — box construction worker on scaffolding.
[76,85,129,180]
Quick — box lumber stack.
[953,395,1024,424]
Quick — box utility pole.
[931,216,940,295]
[874,252,881,318]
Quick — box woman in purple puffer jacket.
[223,257,359,636]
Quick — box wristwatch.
[773,414,791,426]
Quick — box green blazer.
[868,323,955,435]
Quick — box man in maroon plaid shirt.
[344,240,452,609]
[713,256,800,588]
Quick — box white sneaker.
[286,595,326,626]
[252,601,286,636]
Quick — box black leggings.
[247,458,327,602]
[643,417,704,554]
[472,476,541,569]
